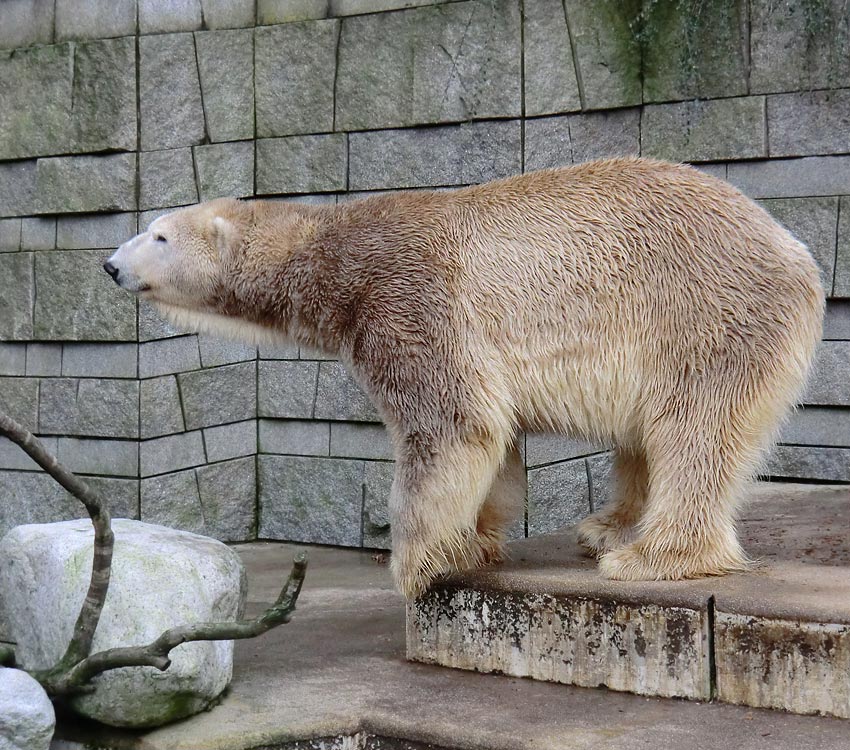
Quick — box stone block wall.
[0,0,848,548]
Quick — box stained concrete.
[54,483,850,748]
[408,483,850,718]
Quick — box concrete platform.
[408,483,850,718]
[53,483,849,749]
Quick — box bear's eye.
[152,233,166,243]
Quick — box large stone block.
[0,472,77,538]
[258,341,299,359]
[524,109,640,171]
[0,42,73,160]
[195,29,254,143]
[336,0,520,130]
[140,375,185,439]
[332,0,455,14]
[258,418,330,456]
[257,0,328,23]
[780,407,850,448]
[714,612,850,718]
[178,361,257,430]
[759,197,837,289]
[55,0,136,41]
[768,90,850,158]
[527,457,589,535]
[0,472,138,538]
[298,345,337,361]
[349,120,522,190]
[0,0,54,50]
[0,160,38,218]
[36,153,137,214]
[33,250,137,341]
[750,0,850,94]
[140,430,206,477]
[0,377,39,427]
[641,97,766,163]
[562,0,641,110]
[363,459,393,549]
[39,378,139,438]
[85,477,139,518]
[139,335,201,378]
[0,519,245,727]
[140,33,206,151]
[525,434,606,468]
[56,212,136,250]
[824,301,850,339]
[139,300,185,342]
[139,0,203,33]
[836,196,850,298]
[727,156,850,200]
[258,455,364,546]
[803,342,850,406]
[140,148,199,210]
[0,218,21,251]
[194,142,255,202]
[330,422,392,460]
[196,456,257,541]
[523,0,581,117]
[141,468,204,534]
[61,342,138,378]
[0,436,58,472]
[314,361,381,422]
[25,343,62,376]
[20,218,55,250]
[586,451,615,510]
[203,419,257,463]
[765,445,850,482]
[56,437,139,477]
[258,360,319,419]
[198,333,256,368]
[0,667,54,750]
[0,343,26,375]
[200,0,255,28]
[640,0,748,103]
[70,37,137,153]
[409,585,711,700]
[0,252,34,339]
[254,20,339,137]
[256,135,347,195]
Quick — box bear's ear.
[210,215,241,256]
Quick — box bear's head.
[104,198,248,311]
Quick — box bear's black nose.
[103,261,119,281]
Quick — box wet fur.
[123,158,824,598]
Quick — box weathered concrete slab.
[408,484,850,717]
[53,498,850,749]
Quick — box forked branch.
[0,412,308,697]
[50,553,308,695]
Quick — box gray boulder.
[0,519,246,728]
[0,667,55,750]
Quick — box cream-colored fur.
[106,158,825,599]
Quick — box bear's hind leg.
[599,396,758,581]
[475,442,526,566]
[389,433,508,599]
[576,448,648,558]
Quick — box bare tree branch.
[0,413,114,677]
[50,553,308,695]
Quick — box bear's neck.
[223,203,365,358]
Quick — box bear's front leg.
[389,435,509,600]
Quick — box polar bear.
[105,158,824,599]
